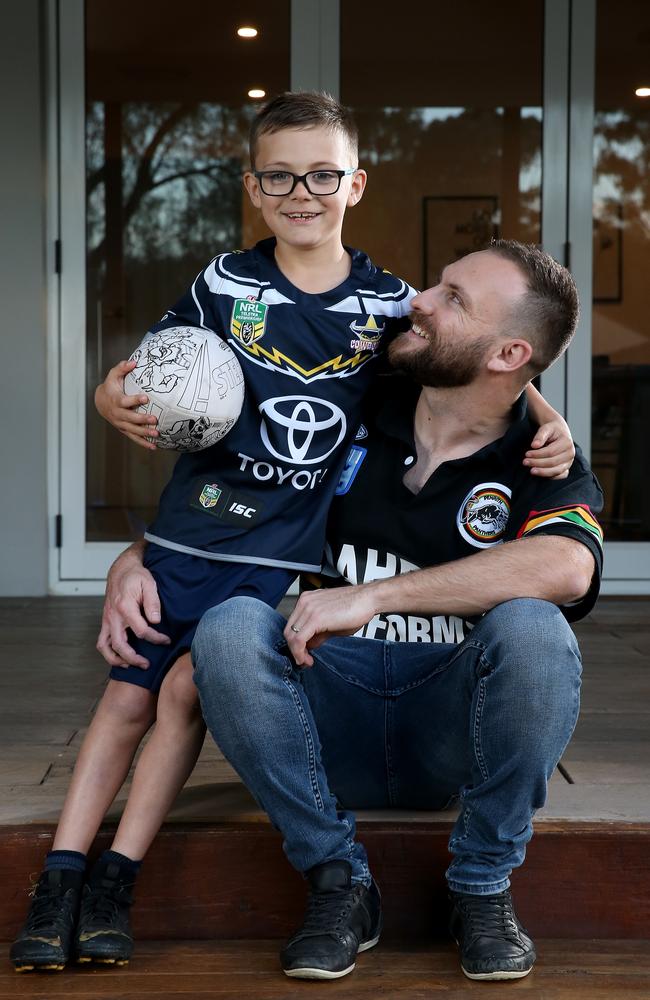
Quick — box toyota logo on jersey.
[259,396,347,465]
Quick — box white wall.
[0,0,48,594]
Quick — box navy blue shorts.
[109,544,296,693]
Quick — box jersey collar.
[254,237,374,304]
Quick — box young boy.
[11,92,573,972]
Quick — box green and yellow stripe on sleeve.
[516,505,604,549]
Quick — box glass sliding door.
[61,0,648,590]
[339,0,545,289]
[58,0,290,579]
[590,0,650,587]
[85,0,290,544]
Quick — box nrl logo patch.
[349,314,384,353]
[199,483,222,508]
[231,298,268,346]
[457,482,512,549]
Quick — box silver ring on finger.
[290,624,301,633]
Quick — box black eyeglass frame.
[252,168,357,196]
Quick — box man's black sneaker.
[281,860,382,980]
[10,868,83,972]
[74,860,135,965]
[449,889,536,981]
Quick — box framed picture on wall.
[422,195,499,289]
[593,203,623,303]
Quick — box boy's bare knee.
[101,678,157,728]
[158,654,200,718]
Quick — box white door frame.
[49,0,647,592]
[537,0,648,595]
[57,0,123,588]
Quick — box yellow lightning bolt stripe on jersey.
[234,341,374,377]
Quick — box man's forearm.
[366,536,595,618]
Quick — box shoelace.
[24,883,71,932]
[297,887,358,940]
[458,893,521,944]
[82,880,133,928]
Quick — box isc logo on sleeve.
[228,502,256,519]
[190,480,263,526]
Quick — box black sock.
[97,849,143,877]
[44,849,87,874]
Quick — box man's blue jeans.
[192,596,581,895]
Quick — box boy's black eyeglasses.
[253,168,357,197]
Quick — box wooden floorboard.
[1,596,649,826]
[1,940,649,998]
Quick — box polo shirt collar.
[375,379,532,460]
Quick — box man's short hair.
[249,91,359,168]
[488,239,580,376]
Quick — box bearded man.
[109,241,604,983]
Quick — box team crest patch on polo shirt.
[457,482,512,548]
[231,298,268,345]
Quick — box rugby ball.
[124,326,244,451]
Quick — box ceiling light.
[635,87,650,97]
[237,26,258,38]
[248,89,266,99]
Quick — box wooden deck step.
[3,819,650,942]
[2,939,650,998]
[2,597,649,958]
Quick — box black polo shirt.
[318,376,604,643]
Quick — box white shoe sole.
[283,933,380,980]
[462,964,534,981]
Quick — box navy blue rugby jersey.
[144,238,416,571]
[315,376,604,640]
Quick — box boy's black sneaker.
[10,868,83,972]
[449,889,536,980]
[75,860,135,965]
[280,860,382,980]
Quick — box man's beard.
[388,316,493,388]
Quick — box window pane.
[85,0,289,541]
[341,0,543,290]
[591,0,650,540]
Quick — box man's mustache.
[406,311,437,341]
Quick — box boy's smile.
[244,126,366,258]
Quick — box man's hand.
[524,415,575,479]
[95,360,159,451]
[97,542,171,668]
[284,586,379,667]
